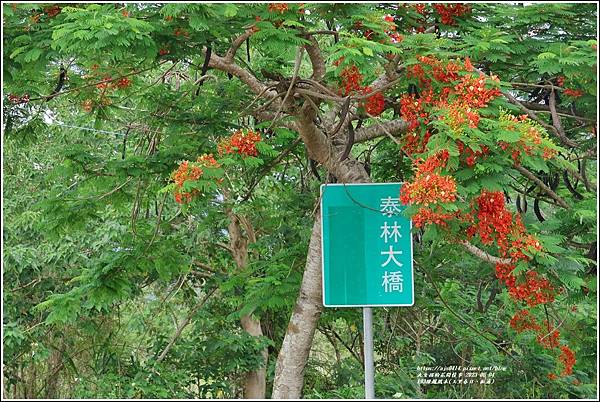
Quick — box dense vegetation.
[2,2,597,399]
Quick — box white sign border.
[320,183,415,308]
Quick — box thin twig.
[268,47,305,130]
[156,287,218,362]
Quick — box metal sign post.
[363,307,375,399]
[320,183,414,400]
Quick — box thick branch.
[548,89,569,144]
[294,109,370,183]
[269,46,304,129]
[304,35,326,81]
[354,119,410,143]
[207,50,273,98]
[225,27,255,62]
[460,241,512,265]
[519,101,595,122]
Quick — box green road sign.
[321,183,414,307]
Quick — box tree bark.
[241,315,268,398]
[226,209,268,399]
[271,214,324,399]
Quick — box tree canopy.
[2,2,598,399]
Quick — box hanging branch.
[514,165,570,209]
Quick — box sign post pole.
[320,183,414,400]
[363,307,375,399]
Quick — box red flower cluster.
[537,323,561,349]
[81,99,94,112]
[44,5,61,18]
[445,102,481,130]
[416,149,450,173]
[400,174,457,206]
[457,141,490,167]
[383,14,403,43]
[218,129,262,157]
[361,87,385,116]
[338,65,387,116]
[498,112,557,163]
[94,75,131,91]
[414,3,427,15]
[399,94,428,131]
[508,271,556,307]
[174,28,190,38]
[172,160,204,204]
[114,77,131,89]
[196,153,220,168]
[399,57,501,154]
[95,76,112,90]
[7,93,29,104]
[559,345,576,376]
[453,73,502,109]
[402,130,432,155]
[508,233,543,262]
[400,151,457,207]
[268,3,289,13]
[563,88,584,98]
[412,207,456,228]
[415,55,462,84]
[510,311,561,348]
[468,191,544,261]
[509,309,541,333]
[509,309,576,378]
[171,154,221,204]
[432,4,471,25]
[468,190,513,246]
[340,65,363,95]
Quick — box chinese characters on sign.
[379,199,405,294]
[321,183,414,307]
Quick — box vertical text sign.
[321,183,414,307]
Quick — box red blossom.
[563,88,584,97]
[558,346,576,376]
[44,5,61,18]
[412,207,455,228]
[218,129,262,157]
[432,3,471,25]
[361,87,386,116]
[268,3,288,13]
[400,152,457,207]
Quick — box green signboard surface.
[321,183,414,307]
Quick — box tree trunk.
[241,315,268,398]
[271,215,324,399]
[226,209,268,399]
